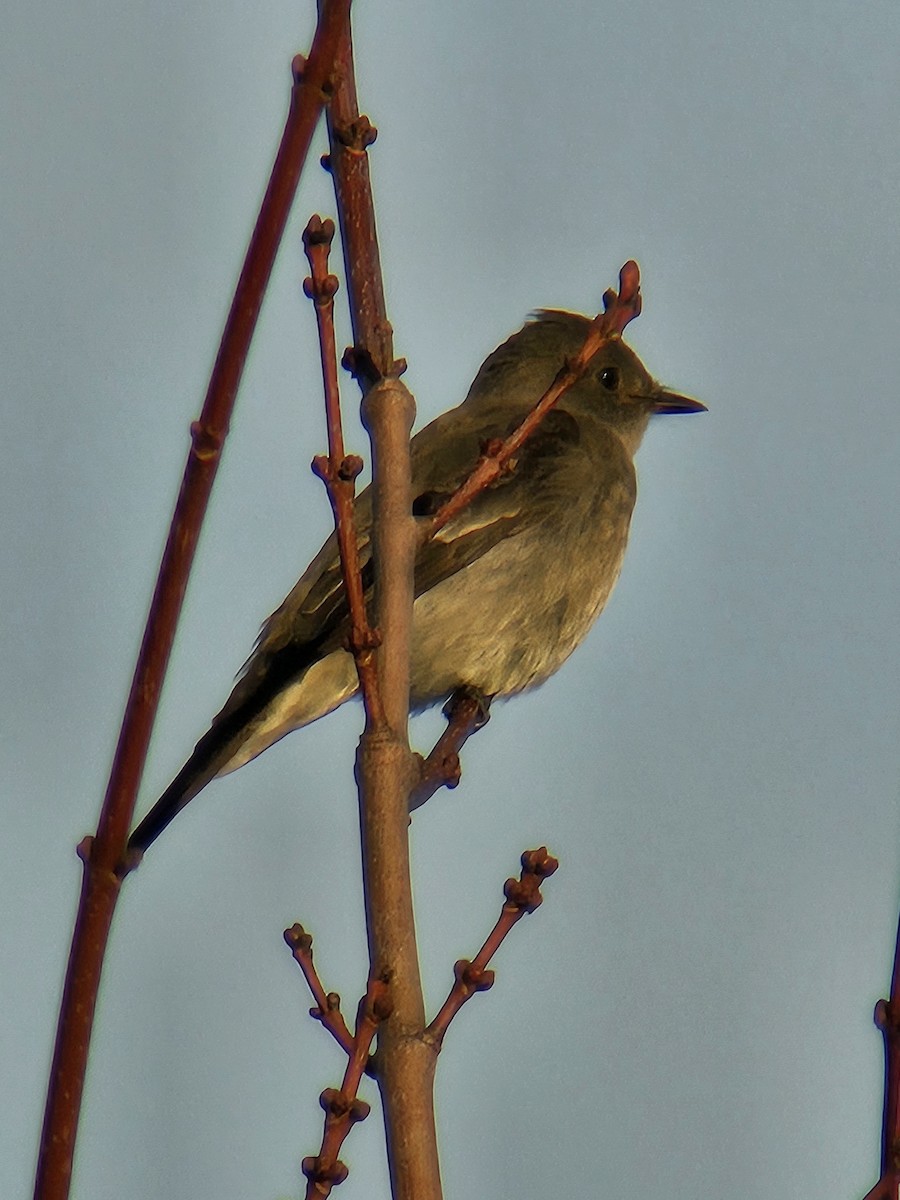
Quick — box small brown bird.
[130,311,704,852]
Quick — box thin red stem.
[33,10,350,1199]
[303,215,384,726]
[426,262,642,542]
[284,924,355,1055]
[428,849,558,1045]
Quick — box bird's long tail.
[127,639,358,855]
[127,723,244,853]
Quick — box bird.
[129,310,704,853]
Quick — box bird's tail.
[127,723,242,854]
[127,645,359,855]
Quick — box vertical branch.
[33,8,351,1199]
[357,378,440,1200]
[318,0,399,383]
[317,11,442,1197]
[303,215,383,726]
[865,915,900,1200]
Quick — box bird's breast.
[407,484,634,704]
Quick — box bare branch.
[300,974,392,1198]
[409,688,492,812]
[284,924,355,1056]
[428,848,559,1046]
[319,4,399,385]
[34,12,351,1198]
[425,261,642,541]
[864,911,900,1200]
[303,214,384,726]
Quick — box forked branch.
[285,924,392,1198]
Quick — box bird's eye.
[599,367,619,391]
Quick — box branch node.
[311,453,332,482]
[453,959,495,993]
[408,688,491,812]
[504,847,560,913]
[361,976,394,1024]
[301,1156,349,1188]
[189,420,224,462]
[284,923,314,954]
[338,453,364,481]
[334,114,378,152]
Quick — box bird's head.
[526,311,706,454]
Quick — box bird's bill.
[652,389,707,414]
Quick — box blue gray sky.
[4,3,900,1198]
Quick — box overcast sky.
[4,3,900,1198]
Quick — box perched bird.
[129,310,704,852]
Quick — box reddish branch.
[285,924,355,1056]
[303,215,384,726]
[285,925,391,1198]
[33,9,351,1200]
[425,261,642,542]
[427,848,559,1046]
[318,2,399,384]
[863,914,900,1200]
[403,265,641,805]
[409,688,492,811]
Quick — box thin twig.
[284,924,355,1055]
[409,688,492,812]
[427,848,559,1047]
[864,912,900,1200]
[33,12,351,1200]
[285,922,391,1198]
[303,214,384,727]
[403,267,641,811]
[425,261,642,542]
[301,978,392,1198]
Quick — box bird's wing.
[215,405,586,717]
[127,407,589,853]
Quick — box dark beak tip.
[654,392,707,415]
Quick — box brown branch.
[285,924,355,1055]
[285,924,392,1198]
[356,379,441,1200]
[425,261,642,542]
[409,688,492,812]
[303,214,384,727]
[862,1181,898,1200]
[401,267,641,813]
[315,15,442,1200]
[318,2,398,385]
[33,10,351,1200]
[427,848,559,1047]
[864,912,900,1200]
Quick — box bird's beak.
[652,388,707,415]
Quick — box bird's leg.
[408,686,492,812]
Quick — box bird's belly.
[407,528,626,704]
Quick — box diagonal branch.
[425,261,642,542]
[285,923,392,1198]
[303,214,384,727]
[33,9,351,1199]
[427,848,559,1046]
[285,924,355,1056]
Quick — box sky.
[3,2,900,1198]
